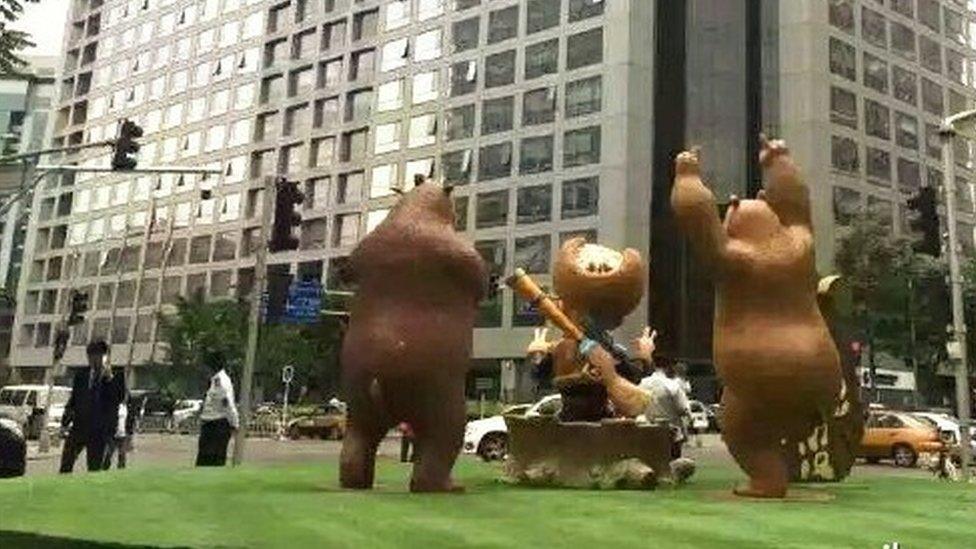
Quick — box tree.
[1,0,39,75]
[834,206,949,404]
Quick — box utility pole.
[233,176,275,466]
[940,118,973,481]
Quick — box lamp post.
[939,110,976,481]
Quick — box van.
[0,385,72,439]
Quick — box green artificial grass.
[0,456,973,549]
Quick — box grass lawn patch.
[0,456,973,548]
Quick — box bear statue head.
[552,237,646,331]
[383,175,456,229]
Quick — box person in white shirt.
[102,397,131,469]
[638,359,692,458]
[196,351,240,467]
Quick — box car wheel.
[892,444,917,468]
[478,433,508,462]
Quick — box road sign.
[284,279,322,324]
[475,378,494,392]
[282,365,294,384]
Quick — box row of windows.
[829,0,971,51]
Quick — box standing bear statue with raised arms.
[339,178,487,493]
[670,137,844,498]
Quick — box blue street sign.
[284,279,322,324]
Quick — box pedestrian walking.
[59,340,126,473]
[399,422,416,463]
[195,351,239,467]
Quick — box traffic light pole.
[233,176,275,466]
[940,128,972,480]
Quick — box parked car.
[688,400,710,432]
[706,403,723,432]
[0,385,71,439]
[463,394,562,462]
[912,412,976,460]
[171,399,203,431]
[286,403,346,440]
[859,411,944,467]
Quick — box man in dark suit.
[59,339,125,473]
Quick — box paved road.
[24,433,931,480]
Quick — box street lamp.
[938,110,975,481]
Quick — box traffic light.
[907,185,940,256]
[67,290,89,326]
[111,119,144,171]
[269,178,303,252]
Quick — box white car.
[688,400,710,432]
[172,399,203,429]
[913,412,976,453]
[463,394,563,461]
[0,385,72,439]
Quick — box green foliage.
[154,292,346,401]
[0,0,39,75]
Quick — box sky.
[12,0,69,58]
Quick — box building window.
[370,163,399,198]
[894,112,918,151]
[565,75,601,118]
[919,35,942,74]
[353,9,379,42]
[346,88,373,122]
[415,28,442,61]
[443,149,473,185]
[447,104,475,141]
[892,66,916,106]
[408,114,438,148]
[349,49,376,82]
[523,87,556,126]
[863,53,888,94]
[376,79,403,112]
[412,71,439,104]
[831,136,859,173]
[452,17,480,52]
[830,86,857,129]
[482,96,514,135]
[946,50,966,86]
[517,184,552,224]
[284,104,310,136]
[476,190,510,229]
[333,214,361,248]
[488,5,519,44]
[567,27,602,70]
[828,38,855,81]
[450,60,477,96]
[527,0,560,34]
[945,8,966,46]
[525,38,558,80]
[890,21,916,61]
[337,171,365,205]
[479,142,513,181]
[514,236,551,282]
[861,7,886,50]
[829,0,854,35]
[475,239,505,328]
[865,147,891,183]
[520,135,554,174]
[314,96,340,128]
[865,100,890,141]
[381,37,409,72]
[832,186,860,226]
[485,50,516,88]
[374,122,401,154]
[341,129,369,162]
[897,158,920,192]
[569,0,604,22]
[921,78,943,116]
[384,0,410,30]
[289,66,315,96]
[562,176,599,219]
[454,196,469,231]
[311,136,336,168]
[891,0,914,18]
[564,126,601,168]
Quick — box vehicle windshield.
[914,415,938,427]
[897,414,930,429]
[0,390,28,406]
[502,405,531,416]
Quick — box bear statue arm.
[671,173,728,270]
[762,144,812,229]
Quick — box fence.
[135,414,282,438]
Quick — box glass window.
[485,50,516,88]
[346,88,373,122]
[567,27,602,70]
[946,49,966,86]
[523,87,556,126]
[866,147,891,182]
[519,135,554,174]
[918,0,941,33]
[452,17,479,52]
[921,78,943,116]
[408,114,438,148]
[350,48,376,82]
[293,30,317,60]
[894,112,918,150]
[412,71,439,104]
[442,149,473,185]
[353,9,379,42]
[482,96,514,134]
[455,0,480,11]
[569,0,603,22]
[337,171,365,205]
[565,75,601,118]
[863,53,888,94]
[447,104,475,141]
[919,35,942,74]
[289,66,315,96]
[450,60,477,96]
[333,214,361,248]
[829,37,856,81]
[479,142,513,181]
[370,163,399,198]
[831,136,859,173]
[375,122,401,154]
[944,8,965,46]
[324,19,347,50]
[319,57,344,88]
[342,129,369,162]
[865,100,890,140]
[861,7,886,49]
[890,21,916,61]
[488,5,519,44]
[830,86,857,129]
[527,0,560,34]
[414,28,442,61]
[829,0,854,35]
[376,79,403,111]
[315,96,340,128]
[311,136,336,168]
[516,185,552,224]
[832,186,861,226]
[476,190,510,229]
[514,235,551,280]
[562,176,599,219]
[892,65,916,106]
[891,0,913,18]
[405,158,435,183]
[385,0,410,30]
[475,239,505,328]
[381,38,409,72]
[897,158,921,192]
[525,38,558,79]
[564,126,601,168]
[454,196,469,231]
[417,0,443,21]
